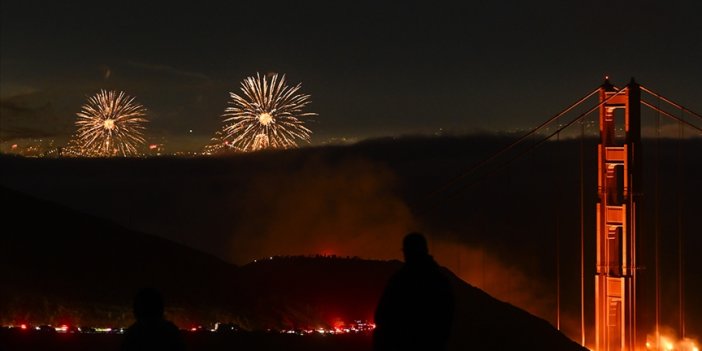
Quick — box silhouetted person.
[373,233,454,351]
[122,288,185,351]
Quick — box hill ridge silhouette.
[1,186,586,350]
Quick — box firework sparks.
[72,90,148,157]
[220,73,316,152]
[203,130,240,155]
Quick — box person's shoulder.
[124,322,143,335]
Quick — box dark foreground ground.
[0,330,372,351]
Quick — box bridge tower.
[595,78,641,351]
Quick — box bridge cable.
[424,88,600,201]
[415,87,626,220]
[641,86,702,122]
[555,118,561,331]
[424,88,626,210]
[654,97,661,347]
[677,109,685,339]
[641,86,698,340]
[579,114,586,347]
[641,100,702,133]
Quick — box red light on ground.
[149,144,158,150]
[20,324,27,330]
[190,327,197,332]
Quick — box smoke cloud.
[227,155,415,262]
[431,239,552,318]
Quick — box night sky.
[1,1,701,150]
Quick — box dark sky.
[1,0,701,150]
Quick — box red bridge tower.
[595,78,641,351]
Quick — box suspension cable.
[677,110,685,339]
[641,86,702,122]
[445,87,626,197]
[641,100,702,133]
[655,97,661,348]
[425,88,600,200]
[579,115,586,347]
[555,118,561,331]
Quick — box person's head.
[402,232,429,263]
[133,288,164,323]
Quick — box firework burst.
[220,73,316,152]
[72,90,148,156]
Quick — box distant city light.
[2,321,375,336]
